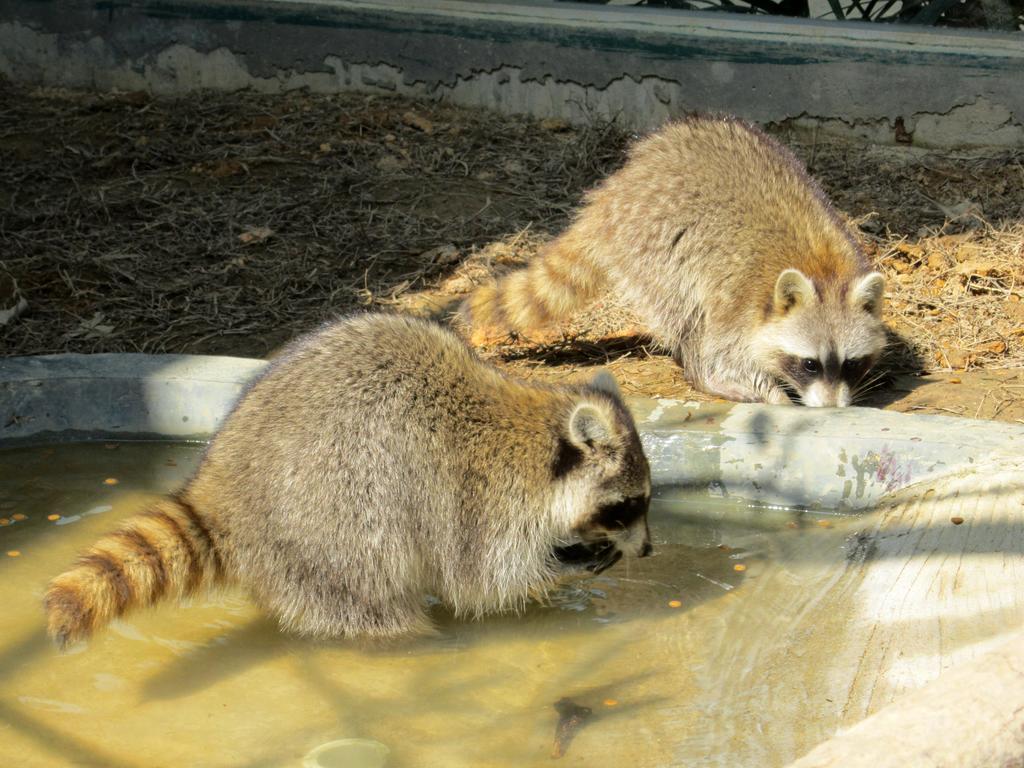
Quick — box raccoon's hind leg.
[262,569,435,641]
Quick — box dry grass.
[0,82,626,357]
[2,81,1024,393]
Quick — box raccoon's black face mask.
[552,540,623,575]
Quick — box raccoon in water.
[45,313,652,648]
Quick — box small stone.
[951,516,965,525]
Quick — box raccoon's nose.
[639,541,653,558]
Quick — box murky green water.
[0,442,862,768]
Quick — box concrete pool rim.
[3,351,1023,511]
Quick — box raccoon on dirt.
[45,313,652,649]
[460,116,887,407]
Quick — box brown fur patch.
[177,497,223,580]
[111,527,168,601]
[44,581,94,649]
[143,507,199,589]
[78,553,133,615]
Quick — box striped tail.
[44,496,223,650]
[460,231,605,345]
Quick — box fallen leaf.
[238,226,274,245]
[1005,302,1024,322]
[69,312,114,339]
[0,273,27,328]
[975,339,1007,355]
[894,242,924,259]
[956,260,1000,277]
[402,111,434,134]
[420,244,460,265]
[210,159,246,178]
[540,117,571,132]
[375,154,407,173]
[936,343,971,369]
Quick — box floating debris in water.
[7,550,21,557]
[47,514,60,521]
[733,564,747,573]
[302,738,390,768]
[0,518,9,526]
[82,505,112,517]
[12,513,26,521]
[602,699,618,708]
[552,697,593,759]
[668,600,682,608]
[56,515,82,526]
[16,696,83,714]
[103,478,119,486]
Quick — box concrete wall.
[1,0,1022,147]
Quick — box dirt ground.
[2,82,1024,422]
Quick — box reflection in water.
[0,442,862,768]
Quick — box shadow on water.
[0,698,144,768]
[139,616,286,702]
[0,629,145,768]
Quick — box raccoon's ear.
[773,269,816,315]
[567,402,614,451]
[850,272,885,316]
[588,370,622,399]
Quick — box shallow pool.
[0,441,866,768]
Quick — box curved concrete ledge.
[3,352,1023,512]
[0,353,265,442]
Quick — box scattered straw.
[3,80,1023,393]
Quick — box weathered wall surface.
[1,0,1022,147]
